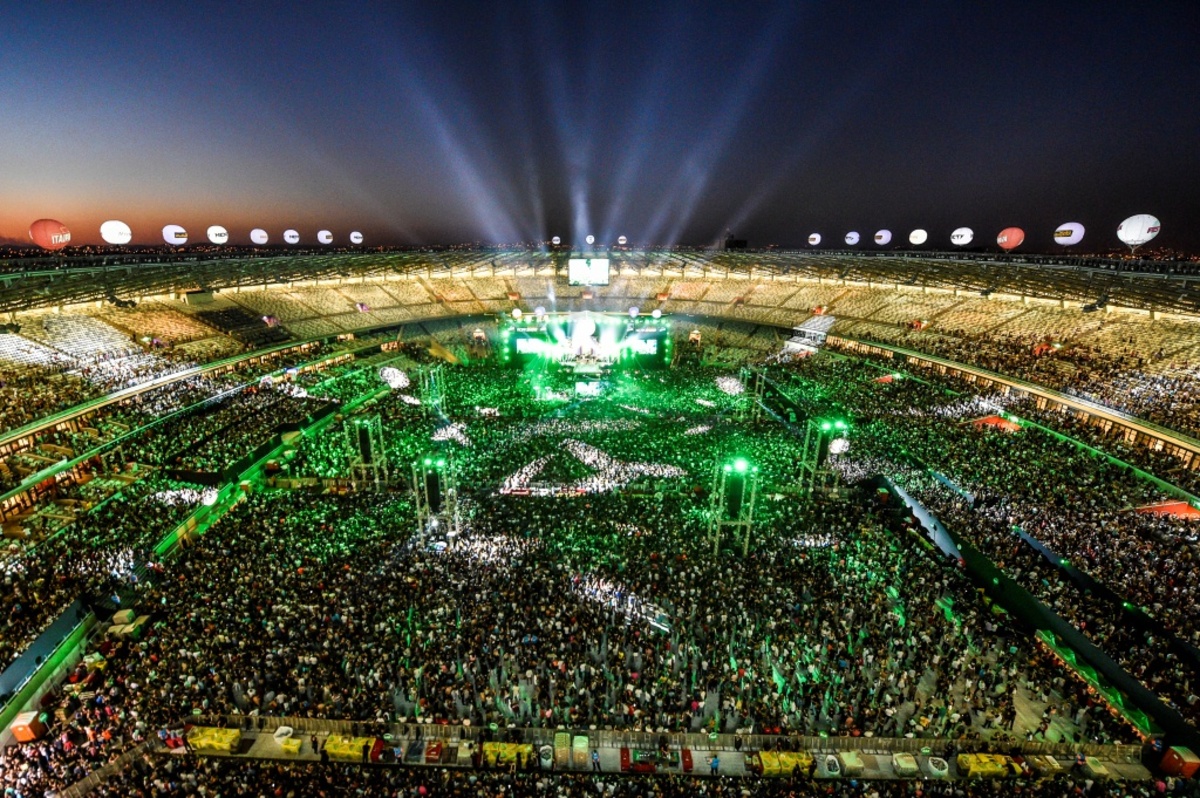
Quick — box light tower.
[345,414,388,490]
[419,364,446,417]
[799,418,849,501]
[412,453,460,540]
[708,456,760,555]
[736,367,766,422]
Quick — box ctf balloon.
[873,229,892,246]
[908,229,928,246]
[844,231,860,246]
[807,233,821,246]
[1117,214,1161,249]
[950,227,974,246]
[29,218,71,250]
[996,227,1025,251]
[1053,222,1085,246]
[100,220,132,245]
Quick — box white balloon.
[317,230,333,244]
[349,231,363,244]
[873,229,892,245]
[950,227,974,246]
[100,220,132,245]
[551,236,561,246]
[206,225,229,245]
[908,229,928,245]
[283,229,300,244]
[1117,214,1160,248]
[250,228,269,245]
[162,224,188,246]
[844,231,860,246]
[1053,222,1085,246]
[617,235,627,246]
[807,233,822,246]
[585,234,595,245]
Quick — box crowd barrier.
[187,713,1143,763]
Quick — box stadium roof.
[1,247,1199,316]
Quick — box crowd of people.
[833,323,1200,439]
[2,355,1154,796]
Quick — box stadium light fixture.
[733,458,749,473]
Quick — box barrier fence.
[187,713,1143,763]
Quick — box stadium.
[0,242,1199,798]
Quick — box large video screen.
[568,258,610,286]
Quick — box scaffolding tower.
[412,453,460,540]
[420,365,446,417]
[708,457,760,555]
[345,414,388,490]
[736,367,766,423]
[798,418,848,501]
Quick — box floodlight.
[820,421,832,431]
[723,464,732,473]
[423,458,432,466]
[651,309,662,319]
[436,458,446,467]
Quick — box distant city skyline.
[2,1,1198,251]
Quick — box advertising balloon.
[162,224,188,246]
[617,235,627,245]
[807,233,821,246]
[29,219,71,250]
[844,231,860,246]
[908,229,928,246]
[250,228,269,245]
[99,220,132,245]
[873,229,892,245]
[317,230,333,244]
[283,229,300,244]
[950,227,974,246]
[996,227,1024,251]
[551,236,561,246]
[1053,222,1085,246]
[349,231,363,245]
[1117,214,1160,249]
[206,225,229,245]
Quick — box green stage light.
[423,458,432,466]
[734,458,748,473]
[436,458,446,467]
[835,420,848,430]
[723,464,732,473]
[820,421,833,432]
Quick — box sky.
[2,1,1198,251]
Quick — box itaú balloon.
[908,229,928,246]
[844,231,860,246]
[874,229,892,245]
[162,224,188,245]
[29,219,71,250]
[1117,214,1161,249]
[206,225,229,244]
[100,220,132,245]
[1053,222,1085,246]
[996,227,1025,252]
[950,227,974,246]
[807,233,822,246]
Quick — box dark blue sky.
[3,1,1198,250]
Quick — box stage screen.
[568,258,610,286]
